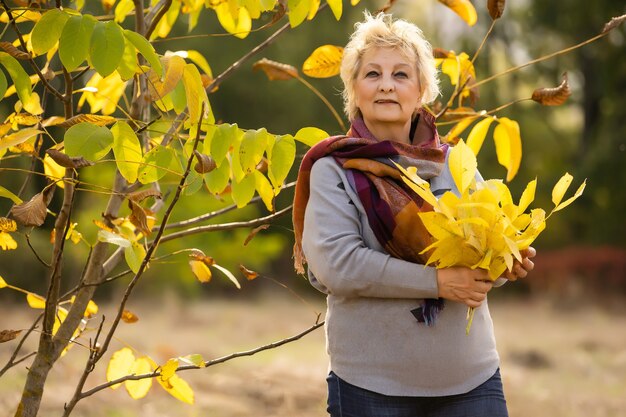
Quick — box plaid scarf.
[293,109,449,325]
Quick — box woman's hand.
[436,267,493,308]
[503,246,537,281]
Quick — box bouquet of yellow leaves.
[395,140,586,333]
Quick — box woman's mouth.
[375,100,398,104]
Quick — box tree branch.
[78,319,324,399]
[145,0,172,39]
[0,315,42,378]
[25,233,51,268]
[158,204,292,244]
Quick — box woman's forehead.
[360,46,416,67]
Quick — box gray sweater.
[301,152,501,397]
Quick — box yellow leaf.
[122,309,139,323]
[394,162,439,208]
[160,358,179,382]
[77,72,127,115]
[26,293,46,309]
[517,178,536,214]
[0,128,42,152]
[189,259,212,283]
[52,306,68,335]
[0,232,17,250]
[466,117,495,155]
[493,117,522,182]
[42,153,66,189]
[437,0,477,26]
[0,275,7,288]
[551,172,573,207]
[448,139,477,195]
[446,116,474,142]
[553,179,586,214]
[147,55,185,101]
[307,0,321,19]
[214,2,251,39]
[157,373,194,404]
[302,45,343,78]
[327,0,342,20]
[125,357,153,399]
[107,347,136,389]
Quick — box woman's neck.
[363,119,412,144]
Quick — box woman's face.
[354,47,421,133]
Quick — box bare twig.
[161,181,295,231]
[296,76,346,131]
[78,319,325,399]
[25,233,51,268]
[158,204,292,244]
[0,315,42,378]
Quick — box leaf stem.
[297,76,346,131]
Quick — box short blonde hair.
[340,12,440,121]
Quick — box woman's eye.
[395,72,408,78]
[365,71,379,77]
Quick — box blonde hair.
[340,12,440,121]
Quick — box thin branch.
[0,0,65,102]
[0,314,42,378]
[468,32,608,90]
[158,204,292,244]
[78,319,325,399]
[296,76,346,131]
[145,0,172,39]
[71,67,91,83]
[25,233,51,268]
[470,20,496,65]
[161,181,295,231]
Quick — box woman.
[292,12,536,417]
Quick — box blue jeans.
[326,369,508,417]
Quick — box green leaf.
[124,241,146,274]
[59,14,97,72]
[0,70,6,101]
[0,185,23,204]
[210,124,239,167]
[170,80,187,115]
[90,21,125,77]
[112,121,142,183]
[184,170,204,196]
[117,39,139,81]
[239,128,269,174]
[230,173,255,208]
[64,122,113,161]
[266,134,295,189]
[31,9,70,55]
[138,145,175,184]
[98,230,131,247]
[124,30,163,78]
[204,161,230,194]
[0,52,33,108]
[288,0,310,28]
[253,171,274,211]
[294,126,328,146]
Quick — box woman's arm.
[302,158,440,299]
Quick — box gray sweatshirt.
[301,151,501,397]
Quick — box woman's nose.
[379,75,394,92]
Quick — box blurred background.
[1,0,625,416]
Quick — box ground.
[1,291,625,417]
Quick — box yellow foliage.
[125,357,153,399]
[77,73,127,115]
[0,275,6,288]
[437,0,477,26]
[399,140,585,282]
[107,347,136,389]
[0,232,17,250]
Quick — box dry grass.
[1,292,625,417]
